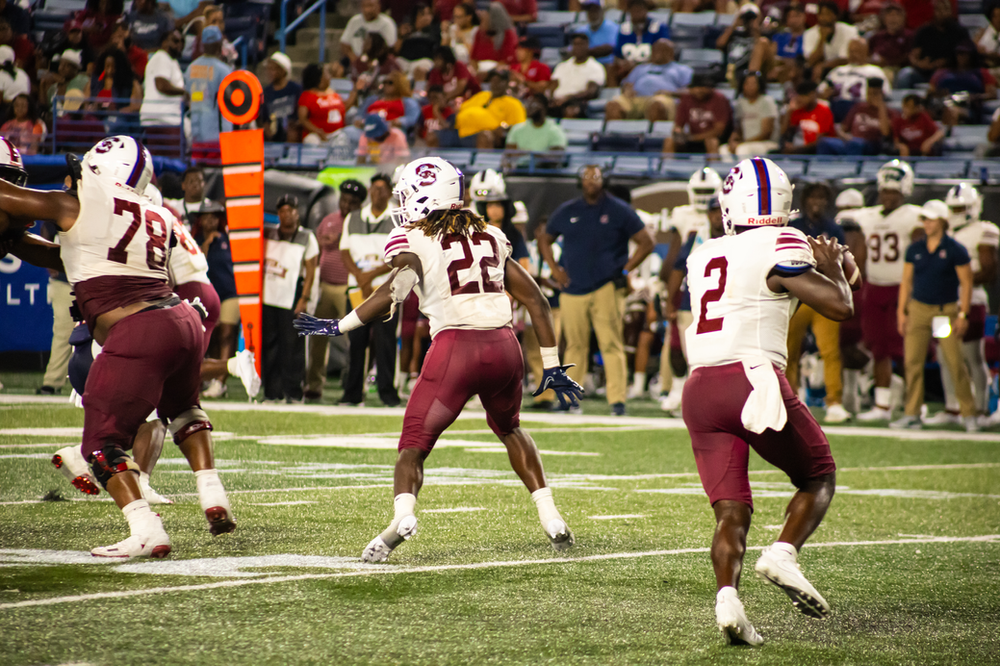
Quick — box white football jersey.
[952,219,1000,306]
[168,217,210,286]
[854,204,922,286]
[60,171,172,286]
[384,223,513,338]
[667,204,708,242]
[685,226,816,371]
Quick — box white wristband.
[540,346,560,369]
[339,310,363,333]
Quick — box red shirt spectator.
[419,101,454,138]
[675,89,732,135]
[512,58,551,83]
[367,97,406,121]
[427,59,481,103]
[498,0,538,23]
[868,5,913,70]
[790,100,835,145]
[893,106,940,154]
[843,102,897,142]
[470,28,518,65]
[316,211,350,286]
[68,8,121,52]
[901,0,957,30]
[298,89,346,136]
[433,0,462,23]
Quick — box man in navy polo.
[892,199,978,431]
[537,164,655,415]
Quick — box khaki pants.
[305,282,349,394]
[42,278,74,388]
[523,309,562,403]
[560,282,628,405]
[903,300,976,417]
[786,304,842,405]
[658,310,693,393]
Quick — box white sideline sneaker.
[755,544,830,619]
[889,415,922,430]
[627,384,645,400]
[139,477,174,505]
[963,416,980,433]
[545,519,575,552]
[92,524,171,559]
[823,404,851,424]
[233,350,261,398]
[716,587,764,646]
[856,406,891,422]
[659,391,682,413]
[924,411,961,426]
[361,515,418,563]
[202,378,227,398]
[51,445,100,496]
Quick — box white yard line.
[423,507,486,513]
[588,514,648,520]
[2,534,996,610]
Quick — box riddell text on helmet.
[748,216,783,225]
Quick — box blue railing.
[50,96,186,158]
[278,0,328,63]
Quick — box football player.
[853,160,924,422]
[683,157,856,646]
[295,157,582,563]
[930,184,999,426]
[0,136,235,558]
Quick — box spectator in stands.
[497,0,538,26]
[717,2,768,85]
[817,78,894,154]
[166,166,210,227]
[929,41,997,126]
[804,1,860,82]
[511,36,551,97]
[126,0,175,52]
[428,45,481,106]
[975,2,1000,69]
[538,163,655,416]
[868,3,913,79]
[454,68,526,148]
[419,84,454,146]
[0,0,30,37]
[983,105,1000,156]
[0,94,44,155]
[84,49,142,120]
[298,64,347,145]
[896,0,970,90]
[339,173,400,407]
[0,19,31,77]
[505,93,568,152]
[395,3,439,78]
[893,199,978,431]
[107,19,148,80]
[820,39,891,107]
[720,70,779,158]
[901,0,957,31]
[615,0,670,81]
[71,0,125,52]
[549,32,606,118]
[0,46,28,105]
[192,6,237,66]
[306,179,366,402]
[263,53,302,143]
[769,4,807,79]
[341,0,399,76]
[434,0,461,23]
[575,0,618,68]
[263,194,318,404]
[40,50,88,110]
[350,33,402,91]
[185,25,232,148]
[892,93,944,156]
[470,2,518,73]
[162,0,208,32]
[661,72,731,155]
[781,79,835,153]
[607,39,690,122]
[139,30,184,130]
[45,19,95,74]
[356,112,410,164]
[441,2,479,64]
[365,71,414,125]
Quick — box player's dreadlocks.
[410,208,487,238]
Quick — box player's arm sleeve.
[953,241,971,266]
[771,228,817,276]
[623,204,645,237]
[305,232,320,261]
[383,226,411,263]
[982,222,1000,248]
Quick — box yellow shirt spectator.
[455,90,527,138]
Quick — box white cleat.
[755,544,830,619]
[716,587,764,646]
[545,519,575,552]
[233,350,262,398]
[659,391,682,413]
[202,378,227,398]
[361,515,417,563]
[361,536,393,563]
[823,403,851,424]
[92,525,171,559]
[51,445,100,496]
[856,406,892,422]
[140,478,174,505]
[923,410,961,426]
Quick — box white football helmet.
[82,136,153,195]
[144,181,163,207]
[391,157,465,227]
[876,159,914,197]
[0,136,27,186]
[945,182,981,229]
[687,167,723,212]
[470,168,508,202]
[719,157,794,236]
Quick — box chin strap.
[386,265,420,321]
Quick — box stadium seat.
[565,152,614,173]
[537,0,558,10]
[670,11,717,47]
[42,0,87,9]
[859,159,883,179]
[806,160,859,179]
[330,78,354,94]
[614,155,660,176]
[604,119,651,134]
[536,10,577,25]
[650,10,672,24]
[648,120,675,139]
[970,160,1000,181]
[540,47,563,66]
[605,8,623,22]
[472,151,505,170]
[436,149,474,170]
[559,117,603,145]
[659,158,700,178]
[586,99,608,115]
[33,9,72,32]
[678,48,723,66]
[263,143,287,164]
[599,87,621,100]
[770,159,805,178]
[945,125,990,152]
[958,13,988,30]
[526,25,566,48]
[914,160,968,178]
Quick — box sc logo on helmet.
[414,163,441,187]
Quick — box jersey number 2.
[107,198,168,270]
[697,256,728,334]
[443,232,503,295]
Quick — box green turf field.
[1,394,999,666]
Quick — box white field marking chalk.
[423,507,486,513]
[588,514,647,520]
[2,534,997,610]
[638,486,1000,500]
[0,442,81,449]
[257,436,500,449]
[762,525,784,530]
[0,427,85,437]
[249,501,318,506]
[463,447,601,456]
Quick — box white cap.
[269,52,292,76]
[59,49,82,68]
[0,46,14,65]
[920,199,950,220]
[739,2,760,15]
[835,188,863,209]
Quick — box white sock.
[194,469,230,513]
[531,487,563,530]
[122,499,155,534]
[632,371,646,389]
[874,387,891,410]
[379,493,417,544]
[139,471,152,488]
[227,357,239,375]
[771,541,798,559]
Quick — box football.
[842,249,862,291]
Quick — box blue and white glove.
[532,364,583,409]
[293,313,343,337]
